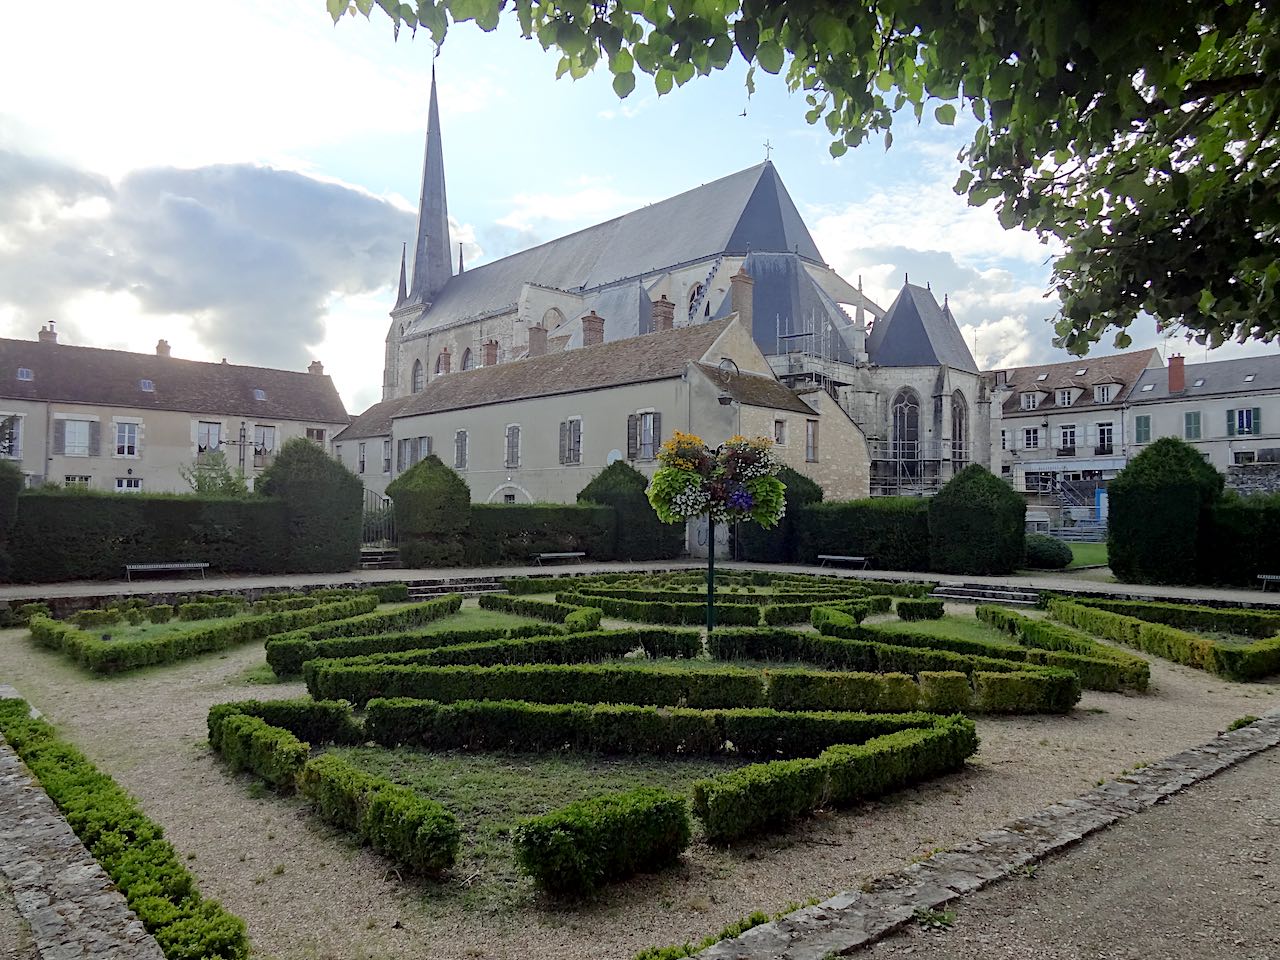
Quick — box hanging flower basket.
[646,432,786,529]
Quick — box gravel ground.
[861,745,1280,960]
[0,870,36,960]
[1,603,1278,960]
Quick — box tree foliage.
[330,0,1280,351]
[179,450,249,498]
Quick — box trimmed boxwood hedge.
[976,605,1150,691]
[256,437,363,574]
[558,590,763,626]
[465,503,616,565]
[761,594,893,626]
[691,713,978,843]
[928,465,1026,575]
[1069,597,1280,639]
[513,787,691,896]
[0,697,250,960]
[477,592,603,632]
[577,460,685,561]
[897,598,944,621]
[298,753,460,874]
[733,466,824,562]
[29,594,378,674]
[218,714,309,790]
[1048,599,1280,681]
[207,698,365,749]
[1025,534,1073,570]
[793,497,931,570]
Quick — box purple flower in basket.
[727,488,754,511]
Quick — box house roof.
[1130,353,1280,403]
[692,363,815,414]
[393,318,737,420]
[334,395,416,441]
[0,337,349,423]
[866,284,978,372]
[993,348,1159,415]
[402,162,825,338]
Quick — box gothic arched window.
[434,352,449,375]
[891,388,920,461]
[411,359,424,393]
[951,390,968,465]
[461,348,473,370]
[688,283,704,317]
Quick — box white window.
[1095,384,1114,403]
[1097,422,1114,451]
[1059,425,1076,450]
[139,379,155,392]
[64,419,91,457]
[306,427,326,444]
[0,415,21,458]
[253,425,276,466]
[253,388,267,401]
[774,419,787,445]
[115,422,138,457]
[559,418,583,465]
[115,477,142,493]
[357,442,367,474]
[1023,428,1040,449]
[1020,392,1040,410]
[382,439,392,473]
[805,419,819,462]
[16,368,33,382]
[505,424,521,469]
[65,475,91,489]
[197,421,222,454]
[639,413,656,460]
[455,429,468,469]
[1056,389,1073,407]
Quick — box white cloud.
[495,177,650,233]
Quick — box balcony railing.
[1056,446,1076,457]
[1094,444,1114,456]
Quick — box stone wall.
[1226,462,1280,496]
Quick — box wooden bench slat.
[124,562,210,582]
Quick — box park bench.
[817,555,870,569]
[1260,574,1280,593]
[124,561,209,582]
[531,552,586,566]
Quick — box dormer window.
[1094,384,1114,403]
[16,368,33,381]
[1020,392,1041,411]
[253,389,267,401]
[139,379,155,392]
[1056,389,1073,407]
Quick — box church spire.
[395,243,408,307]
[408,64,452,305]
[458,242,465,274]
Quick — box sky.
[2,0,1275,415]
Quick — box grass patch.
[328,746,743,911]
[866,614,1023,649]
[86,615,244,643]
[1067,542,1108,568]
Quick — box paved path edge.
[0,691,166,960]
[695,708,1280,960]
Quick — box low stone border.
[697,709,1280,959]
[0,701,165,960]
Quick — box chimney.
[730,266,754,330]
[652,295,675,333]
[437,348,451,374]
[581,310,605,347]
[38,322,57,344]
[1168,353,1185,393]
[308,360,325,375]
[527,325,547,358]
[156,339,171,357]
[482,339,499,366]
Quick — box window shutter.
[1253,408,1262,434]
[626,414,639,459]
[652,412,662,451]
[571,419,582,463]
[559,421,568,464]
[396,439,404,472]
[425,436,433,456]
[136,423,144,458]
[1227,409,1236,436]
[53,419,66,455]
[89,421,100,457]
[811,420,819,459]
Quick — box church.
[339,71,990,502]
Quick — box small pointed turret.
[408,65,452,305]
[458,242,465,274]
[395,243,408,307]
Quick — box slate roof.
[334,395,416,441]
[393,319,736,419]
[994,349,1159,415]
[1130,354,1280,403]
[692,363,815,414]
[866,284,978,372]
[0,337,349,422]
[402,162,825,337]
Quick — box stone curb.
[0,721,165,960]
[695,709,1280,959]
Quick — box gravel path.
[0,870,36,960]
[1,606,1277,960]
[860,745,1280,960]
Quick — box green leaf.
[655,67,674,95]
[675,61,695,86]
[756,39,784,74]
[829,141,848,158]
[733,17,759,61]
[875,71,893,92]
[953,170,974,195]
[613,71,637,98]
[326,0,347,21]
[610,48,634,74]
[933,103,957,125]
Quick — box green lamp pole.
[706,517,716,636]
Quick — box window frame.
[805,419,819,462]
[1023,427,1040,450]
[1134,415,1151,444]
[0,414,24,460]
[639,411,657,460]
[1019,392,1041,411]
[454,429,468,470]
[1059,424,1076,450]
[1184,411,1201,440]
[197,421,223,455]
[64,475,91,489]
[773,419,787,446]
[505,423,521,469]
[114,420,140,458]
[114,477,143,494]
[64,419,92,457]
[382,439,392,474]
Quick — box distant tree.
[179,450,249,497]
[330,0,1279,352]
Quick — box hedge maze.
[199,570,1196,901]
